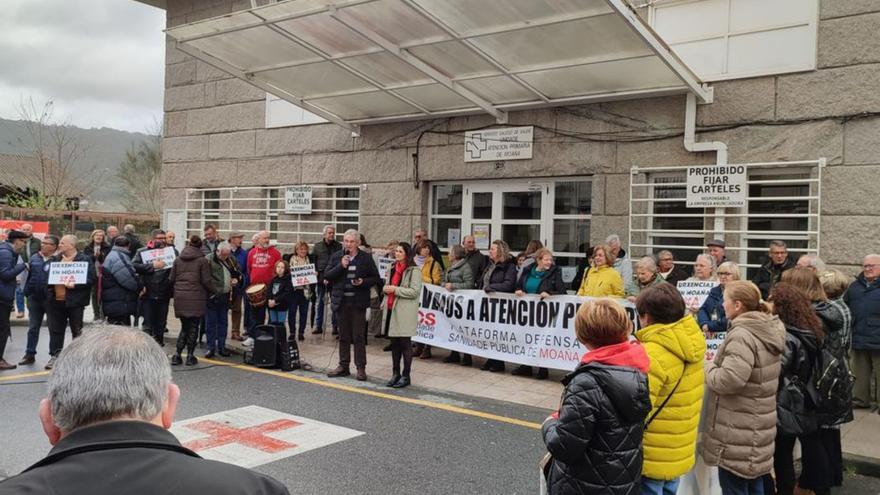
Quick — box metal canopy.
[167,0,712,134]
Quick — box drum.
[245,283,268,308]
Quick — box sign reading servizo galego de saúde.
[686,164,747,208]
[284,185,312,214]
[413,284,639,371]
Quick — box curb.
[844,452,880,478]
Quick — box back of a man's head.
[48,325,171,433]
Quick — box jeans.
[142,298,170,345]
[288,290,309,337]
[718,468,764,495]
[641,477,680,495]
[205,297,229,352]
[25,297,47,356]
[315,282,336,331]
[0,304,11,360]
[15,287,25,314]
[268,309,288,326]
[47,305,84,356]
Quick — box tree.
[117,133,162,215]
[14,98,92,210]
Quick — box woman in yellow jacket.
[635,283,707,495]
[414,239,442,359]
[576,244,625,298]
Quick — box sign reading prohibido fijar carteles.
[285,186,312,214]
[686,165,747,208]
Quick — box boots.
[443,351,461,363]
[461,354,472,366]
[327,366,350,377]
[171,354,183,366]
[419,345,432,360]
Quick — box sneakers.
[0,359,17,371]
[44,357,57,370]
[204,349,216,359]
[18,354,35,365]
[242,337,254,347]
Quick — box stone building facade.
[147,0,880,279]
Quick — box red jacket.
[246,245,281,286]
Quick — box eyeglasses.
[865,264,879,269]
[717,272,733,276]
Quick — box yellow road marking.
[199,357,543,430]
[0,370,50,382]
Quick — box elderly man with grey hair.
[797,253,826,273]
[751,239,797,299]
[45,235,96,370]
[205,241,241,358]
[324,229,380,381]
[0,325,289,494]
[605,234,634,295]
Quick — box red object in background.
[0,220,50,239]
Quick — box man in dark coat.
[0,230,29,370]
[656,250,689,287]
[324,229,380,381]
[133,229,174,346]
[752,240,797,299]
[19,235,59,365]
[846,254,880,408]
[122,224,143,257]
[462,235,487,288]
[45,235,96,371]
[311,225,342,335]
[0,324,289,495]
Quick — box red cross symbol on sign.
[182,419,303,453]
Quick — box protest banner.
[140,247,176,269]
[413,284,639,371]
[677,280,719,313]
[48,262,89,285]
[290,263,318,287]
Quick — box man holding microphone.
[324,230,380,381]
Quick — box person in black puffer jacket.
[267,260,294,328]
[782,268,854,492]
[101,237,141,327]
[477,240,518,373]
[542,299,651,495]
[770,283,826,495]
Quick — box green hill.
[0,117,156,212]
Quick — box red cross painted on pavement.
[182,419,303,453]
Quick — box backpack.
[813,339,854,424]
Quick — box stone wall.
[161,0,880,271]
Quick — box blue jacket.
[24,253,52,302]
[697,285,729,333]
[0,242,27,305]
[846,275,880,351]
[102,247,140,318]
[232,246,248,292]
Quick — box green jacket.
[384,265,423,338]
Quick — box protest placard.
[140,247,176,269]
[290,263,318,287]
[48,262,89,285]
[677,280,719,313]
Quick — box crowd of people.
[1,221,878,495]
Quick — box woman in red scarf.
[382,242,423,388]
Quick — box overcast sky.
[0,0,166,133]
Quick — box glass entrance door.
[463,183,549,252]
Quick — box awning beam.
[174,41,361,135]
[327,6,508,123]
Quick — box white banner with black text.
[412,285,639,371]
